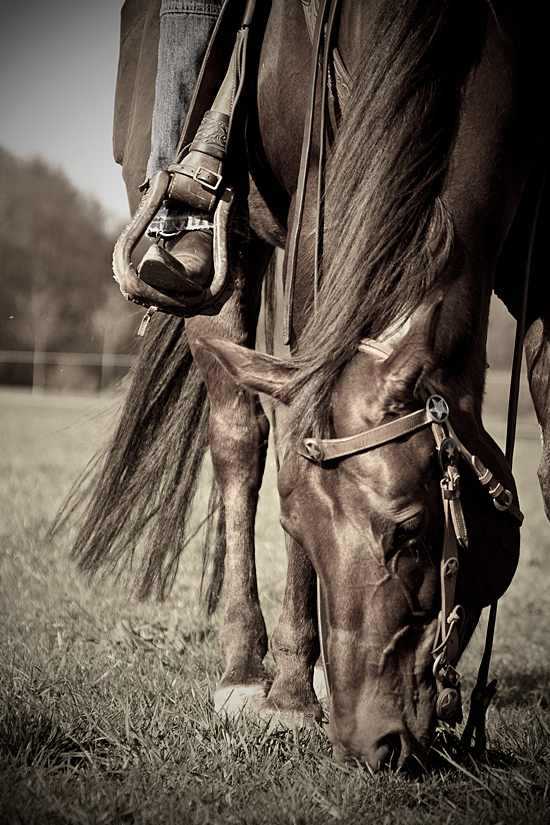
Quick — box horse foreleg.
[259,535,323,725]
[186,238,273,715]
[209,380,271,714]
[525,313,550,521]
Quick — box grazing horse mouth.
[332,730,414,771]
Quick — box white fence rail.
[0,350,137,394]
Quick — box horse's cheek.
[278,459,332,559]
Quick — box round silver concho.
[436,687,461,722]
[426,394,450,423]
[443,556,459,581]
[438,436,459,472]
[304,438,325,462]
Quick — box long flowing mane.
[285,0,488,439]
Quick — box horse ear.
[380,296,443,404]
[196,337,297,403]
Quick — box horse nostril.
[330,724,410,771]
[374,733,402,770]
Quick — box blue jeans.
[147,0,223,236]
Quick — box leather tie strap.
[446,422,524,524]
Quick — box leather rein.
[298,338,524,744]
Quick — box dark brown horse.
[66,0,550,770]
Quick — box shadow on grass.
[0,697,91,771]
[494,667,550,708]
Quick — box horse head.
[198,298,520,770]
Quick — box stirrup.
[112,171,236,319]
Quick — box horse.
[66,0,550,771]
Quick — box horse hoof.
[214,684,269,716]
[257,702,323,729]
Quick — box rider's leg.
[139,0,223,289]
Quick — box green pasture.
[0,366,549,824]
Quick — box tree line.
[0,146,142,391]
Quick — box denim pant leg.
[147,0,223,236]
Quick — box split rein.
[297,339,524,751]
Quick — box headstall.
[297,339,524,730]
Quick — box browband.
[297,408,431,462]
[296,341,523,525]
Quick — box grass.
[0,371,549,824]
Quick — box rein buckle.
[441,476,461,500]
[494,489,513,511]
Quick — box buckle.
[493,489,513,511]
[433,654,460,685]
[193,166,223,192]
[441,477,460,500]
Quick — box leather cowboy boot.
[138,229,214,294]
[137,41,240,296]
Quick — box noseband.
[296,339,523,736]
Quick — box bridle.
[296,339,524,742]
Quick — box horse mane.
[284,0,488,439]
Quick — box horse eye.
[395,512,425,545]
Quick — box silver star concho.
[426,395,449,423]
[438,436,459,472]
[443,557,459,580]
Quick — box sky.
[0,0,130,230]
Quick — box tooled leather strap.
[301,0,351,101]
[297,408,431,462]
[167,111,229,213]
